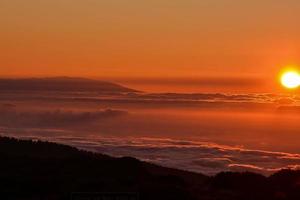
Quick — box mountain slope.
[1,137,300,200]
[0,137,208,200]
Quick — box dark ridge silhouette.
[0,137,208,200]
[1,137,300,200]
[0,77,139,93]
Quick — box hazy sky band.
[1,0,300,91]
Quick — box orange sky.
[1,0,300,92]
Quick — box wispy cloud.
[0,106,127,129]
[113,77,264,87]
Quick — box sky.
[1,0,300,92]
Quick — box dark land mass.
[0,77,138,93]
[0,137,300,200]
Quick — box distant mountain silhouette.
[0,137,300,200]
[0,77,138,93]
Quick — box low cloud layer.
[0,105,127,129]
[2,134,299,176]
[66,137,300,176]
[1,88,300,176]
[1,91,299,112]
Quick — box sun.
[281,71,300,89]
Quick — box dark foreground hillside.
[0,137,300,200]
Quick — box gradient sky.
[1,0,300,91]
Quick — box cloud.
[114,77,264,88]
[1,85,300,176]
[0,107,127,129]
[1,103,16,108]
[85,138,300,176]
[274,98,295,105]
[1,87,299,112]
[227,164,278,174]
[277,106,300,113]
[192,158,232,169]
[2,135,299,176]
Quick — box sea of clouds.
[1,130,300,176]
[1,88,300,176]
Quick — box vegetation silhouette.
[0,137,300,200]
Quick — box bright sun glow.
[281,71,300,89]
